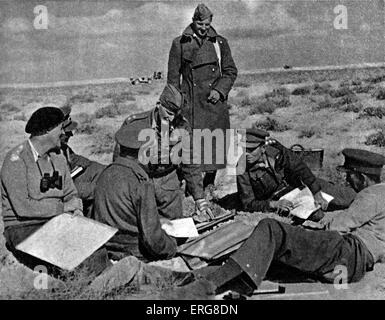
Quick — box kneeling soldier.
[113,84,212,221]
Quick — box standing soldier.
[113,84,213,221]
[167,3,238,189]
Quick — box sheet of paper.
[320,191,334,203]
[161,217,199,238]
[16,213,117,271]
[280,187,320,219]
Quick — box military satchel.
[290,144,324,170]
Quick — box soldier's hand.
[314,191,329,211]
[71,209,84,218]
[207,90,221,104]
[302,220,325,230]
[269,199,294,213]
[194,198,214,221]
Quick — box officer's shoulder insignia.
[10,144,23,162]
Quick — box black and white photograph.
[0,0,384,306]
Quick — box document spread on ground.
[161,217,199,238]
[16,213,118,271]
[280,187,321,219]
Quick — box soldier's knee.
[256,218,281,233]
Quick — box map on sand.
[16,214,117,271]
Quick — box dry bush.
[234,80,251,88]
[90,131,115,155]
[329,87,354,98]
[372,87,385,100]
[291,86,311,96]
[351,83,375,94]
[254,117,290,132]
[246,97,277,115]
[341,102,363,113]
[297,127,318,139]
[68,90,97,104]
[312,82,332,95]
[94,104,122,119]
[264,87,290,99]
[332,94,359,108]
[365,130,385,147]
[365,75,385,84]
[0,102,20,113]
[359,106,385,119]
[104,91,136,103]
[313,96,333,110]
[256,87,292,111]
[13,113,27,121]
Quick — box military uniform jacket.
[167,25,238,171]
[237,144,321,212]
[1,140,82,228]
[92,156,177,261]
[113,108,204,200]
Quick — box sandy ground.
[1,67,385,299]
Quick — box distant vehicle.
[153,71,163,80]
[130,76,152,85]
[283,65,292,70]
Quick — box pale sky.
[0,0,383,84]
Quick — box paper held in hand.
[161,217,199,238]
[16,213,117,271]
[280,187,333,220]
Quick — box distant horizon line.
[1,62,384,90]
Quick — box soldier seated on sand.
[92,122,178,261]
[236,127,357,216]
[59,105,106,217]
[0,107,109,275]
[178,149,385,296]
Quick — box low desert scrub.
[264,87,290,99]
[291,86,311,96]
[248,98,277,115]
[243,94,290,115]
[90,131,115,155]
[351,83,375,94]
[234,80,251,88]
[372,87,385,100]
[340,102,363,113]
[0,102,20,113]
[365,75,385,84]
[312,82,332,95]
[104,91,136,103]
[13,113,27,121]
[254,117,290,132]
[329,87,354,98]
[365,130,385,147]
[68,90,97,104]
[359,106,385,119]
[297,126,320,139]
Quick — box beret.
[25,107,64,135]
[246,128,270,148]
[159,84,183,113]
[337,148,385,176]
[115,121,148,150]
[193,3,213,21]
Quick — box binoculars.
[40,171,63,193]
